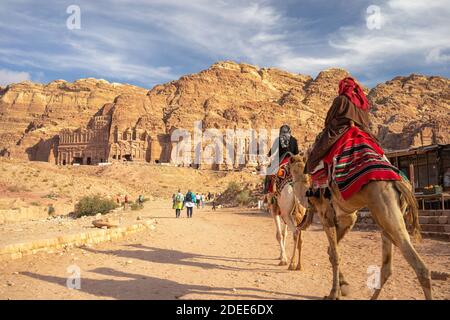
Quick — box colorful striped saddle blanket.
[274,155,293,193]
[312,126,403,200]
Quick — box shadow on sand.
[21,267,321,300]
[81,244,279,271]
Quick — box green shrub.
[74,195,118,217]
[236,189,251,206]
[30,201,41,206]
[42,192,58,200]
[226,181,241,194]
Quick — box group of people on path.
[172,190,214,218]
[116,194,145,210]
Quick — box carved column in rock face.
[234,131,247,169]
[247,131,258,168]
[233,136,239,169]
[145,134,151,162]
[223,131,234,170]
[48,145,55,164]
[114,127,119,143]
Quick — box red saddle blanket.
[268,155,292,193]
[313,126,402,200]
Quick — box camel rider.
[264,125,299,194]
[304,77,376,174]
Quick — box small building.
[386,144,450,210]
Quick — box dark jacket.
[268,136,299,163]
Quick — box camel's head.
[289,154,311,187]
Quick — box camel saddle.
[311,126,403,200]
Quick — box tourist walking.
[173,190,184,218]
[124,194,129,210]
[184,189,196,218]
[201,193,205,209]
[138,194,144,205]
[196,193,201,209]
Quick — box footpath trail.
[0,201,448,300]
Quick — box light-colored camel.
[265,176,312,270]
[289,155,432,300]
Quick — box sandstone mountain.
[0,61,448,162]
[368,74,449,149]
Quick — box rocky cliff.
[0,78,148,159]
[368,74,449,149]
[0,61,448,161]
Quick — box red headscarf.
[338,77,369,111]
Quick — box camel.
[289,154,432,300]
[265,170,313,271]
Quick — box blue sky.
[0,0,449,88]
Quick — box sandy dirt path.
[0,201,449,300]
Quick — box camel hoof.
[323,290,341,300]
[340,284,350,297]
[370,290,381,300]
[323,295,340,300]
[288,264,296,270]
[278,260,288,266]
[296,265,303,271]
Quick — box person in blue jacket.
[184,189,196,218]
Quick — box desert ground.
[0,199,449,300]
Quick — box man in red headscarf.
[305,77,376,174]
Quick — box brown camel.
[289,155,432,300]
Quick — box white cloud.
[426,48,450,64]
[0,69,30,86]
[0,0,448,87]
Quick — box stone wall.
[0,219,156,261]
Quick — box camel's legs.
[313,198,341,300]
[282,223,288,251]
[324,224,340,299]
[274,215,288,265]
[288,230,303,271]
[369,184,432,300]
[288,231,298,270]
[398,239,432,300]
[296,231,303,270]
[371,232,393,300]
[321,204,341,300]
[334,212,357,296]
